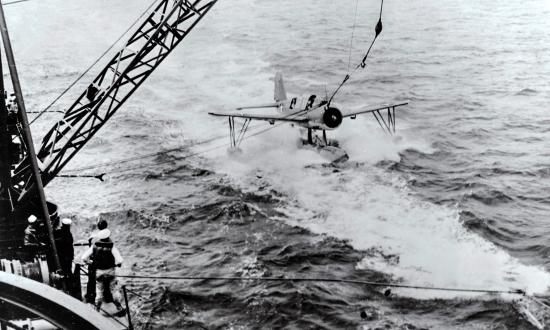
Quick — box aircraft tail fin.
[274,72,287,102]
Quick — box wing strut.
[229,116,251,149]
[371,106,396,135]
[346,102,408,135]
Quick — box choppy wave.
[10,0,550,327]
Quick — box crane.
[13,0,217,202]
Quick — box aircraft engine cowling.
[322,107,343,129]
[301,106,343,130]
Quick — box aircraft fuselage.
[277,95,343,131]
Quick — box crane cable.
[29,0,160,125]
[346,0,360,73]
[328,0,384,106]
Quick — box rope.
[28,110,64,114]
[105,142,229,175]
[100,121,290,175]
[115,274,524,296]
[61,108,311,176]
[2,0,32,5]
[29,0,160,125]
[124,286,148,300]
[62,132,229,173]
[529,296,550,312]
[57,173,105,181]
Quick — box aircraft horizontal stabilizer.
[236,103,279,110]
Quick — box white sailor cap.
[97,229,111,240]
[61,218,72,225]
[28,215,37,223]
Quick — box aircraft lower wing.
[209,110,309,149]
[208,111,308,123]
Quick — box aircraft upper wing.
[208,111,309,123]
[342,102,408,118]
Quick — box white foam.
[196,122,550,299]
[280,169,550,299]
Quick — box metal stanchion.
[122,285,133,330]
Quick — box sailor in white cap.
[81,227,125,313]
[24,214,43,248]
[88,218,108,246]
[55,218,74,276]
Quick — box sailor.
[54,218,74,276]
[24,215,45,251]
[84,218,108,303]
[81,228,125,313]
[305,94,316,110]
[88,218,108,246]
[289,97,297,110]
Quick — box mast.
[0,3,62,272]
[0,44,11,215]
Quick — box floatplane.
[209,0,409,162]
[209,72,408,162]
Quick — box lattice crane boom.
[12,0,217,203]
